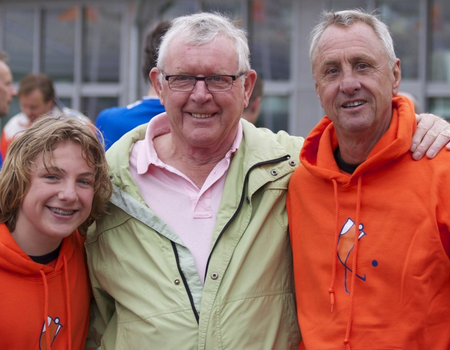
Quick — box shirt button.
[211,272,219,280]
[174,279,181,285]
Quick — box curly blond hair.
[0,115,112,234]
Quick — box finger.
[413,127,450,160]
[412,130,438,160]
[411,113,434,152]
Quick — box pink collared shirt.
[129,113,242,283]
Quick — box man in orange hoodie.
[287,9,450,350]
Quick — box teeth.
[344,101,364,108]
[192,113,212,119]
[50,208,75,216]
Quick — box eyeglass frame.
[160,70,247,92]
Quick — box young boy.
[0,115,112,349]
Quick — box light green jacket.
[85,120,303,349]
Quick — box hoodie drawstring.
[63,255,72,350]
[40,270,52,350]
[329,179,340,313]
[330,176,363,350]
[39,255,72,350]
[343,176,363,350]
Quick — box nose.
[190,79,213,103]
[339,69,361,95]
[58,184,79,202]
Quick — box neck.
[11,229,63,256]
[335,118,391,164]
[154,133,235,188]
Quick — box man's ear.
[150,68,165,105]
[391,59,402,95]
[243,70,257,108]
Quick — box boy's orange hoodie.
[287,95,450,350]
[0,223,91,349]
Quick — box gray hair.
[309,9,397,77]
[157,12,250,76]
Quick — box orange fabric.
[0,223,91,349]
[0,129,12,160]
[287,95,450,349]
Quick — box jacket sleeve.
[84,223,115,349]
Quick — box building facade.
[1,0,449,137]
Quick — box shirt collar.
[136,112,243,174]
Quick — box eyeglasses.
[162,71,246,92]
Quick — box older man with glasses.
[85,11,450,350]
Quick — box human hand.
[411,113,450,160]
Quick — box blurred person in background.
[0,73,89,160]
[0,52,17,168]
[95,20,171,150]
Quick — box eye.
[77,175,95,186]
[176,76,191,82]
[325,68,339,75]
[211,75,225,82]
[78,179,93,186]
[44,174,59,181]
[357,63,369,70]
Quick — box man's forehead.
[165,37,238,73]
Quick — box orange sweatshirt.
[0,223,91,350]
[287,95,450,350]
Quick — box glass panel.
[326,0,370,11]
[82,97,119,122]
[377,1,420,79]
[429,0,450,82]
[255,95,289,132]
[83,5,122,83]
[203,0,241,14]
[429,98,450,121]
[3,10,34,81]
[57,97,74,110]
[42,7,76,81]
[249,0,292,80]
[151,1,200,18]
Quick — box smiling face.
[12,141,95,255]
[313,22,401,141]
[151,34,256,154]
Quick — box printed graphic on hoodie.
[40,315,63,350]
[337,218,374,293]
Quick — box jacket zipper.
[171,154,291,325]
[204,154,292,280]
[171,241,200,323]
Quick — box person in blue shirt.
[0,52,17,168]
[95,21,171,150]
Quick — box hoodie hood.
[0,223,89,350]
[300,95,416,184]
[0,223,77,276]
